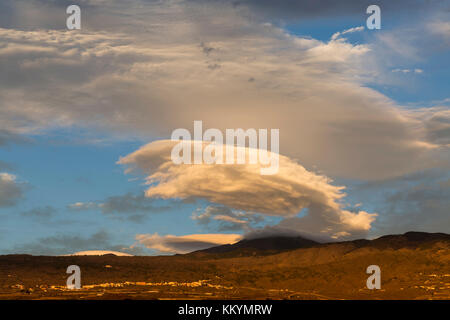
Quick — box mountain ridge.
[188,231,450,257]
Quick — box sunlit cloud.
[119,140,377,239]
[135,233,242,254]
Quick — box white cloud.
[392,69,411,73]
[392,68,423,74]
[331,26,365,41]
[119,140,377,239]
[135,233,242,254]
[68,202,98,210]
[0,172,15,182]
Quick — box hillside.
[0,231,449,299]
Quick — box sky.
[0,0,449,255]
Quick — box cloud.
[0,172,24,207]
[354,169,450,236]
[0,0,447,240]
[0,129,29,146]
[9,230,142,255]
[67,201,98,211]
[331,26,365,41]
[0,0,446,245]
[0,160,13,171]
[392,68,424,74]
[135,233,242,254]
[197,0,432,21]
[67,192,175,222]
[192,205,265,231]
[119,140,377,239]
[10,230,110,255]
[428,21,450,41]
[0,0,433,32]
[100,193,173,215]
[21,205,56,220]
[0,1,447,180]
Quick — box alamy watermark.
[366,265,381,289]
[366,5,381,30]
[171,121,279,175]
[66,265,81,289]
[66,5,81,30]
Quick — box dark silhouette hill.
[190,235,319,257]
[367,231,450,249]
[190,231,450,257]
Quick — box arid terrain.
[0,232,449,300]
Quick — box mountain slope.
[190,235,319,257]
[190,231,450,257]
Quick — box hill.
[190,235,319,257]
[64,250,133,257]
[190,231,450,257]
[0,231,448,299]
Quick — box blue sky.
[0,0,449,255]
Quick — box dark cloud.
[0,130,28,147]
[108,244,147,256]
[0,173,24,207]
[423,108,450,146]
[380,176,450,234]
[9,230,109,255]
[68,193,177,222]
[101,193,172,215]
[207,63,221,70]
[0,0,96,30]
[200,42,215,56]
[217,0,437,20]
[192,205,264,231]
[1,0,435,36]
[21,206,57,221]
[353,169,450,235]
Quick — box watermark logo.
[66,5,81,30]
[171,121,279,175]
[66,265,81,289]
[366,5,381,30]
[366,265,381,289]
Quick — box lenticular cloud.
[118,140,377,239]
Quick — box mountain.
[64,250,133,257]
[366,231,450,249]
[190,231,450,257]
[190,235,319,257]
